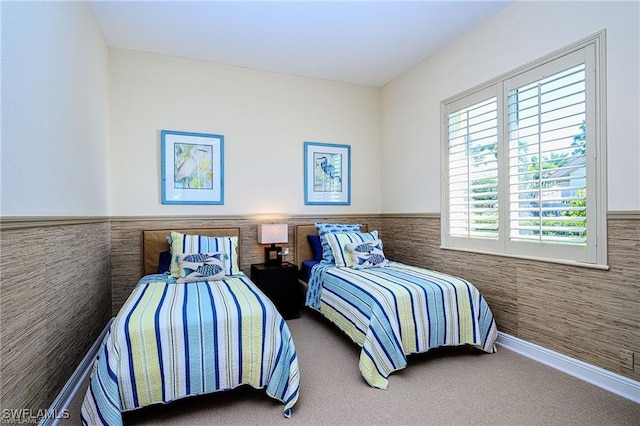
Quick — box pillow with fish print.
[176,252,226,283]
[346,239,388,269]
[326,230,379,268]
[168,231,239,278]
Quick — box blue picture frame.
[304,141,351,205]
[161,130,224,205]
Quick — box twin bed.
[81,229,300,425]
[294,223,498,389]
[81,224,497,424]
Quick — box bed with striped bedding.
[305,261,497,389]
[81,273,300,425]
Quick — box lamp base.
[264,244,282,266]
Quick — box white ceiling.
[89,1,512,87]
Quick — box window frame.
[440,31,608,269]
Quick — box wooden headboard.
[294,224,368,270]
[142,228,240,275]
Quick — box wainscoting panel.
[381,216,640,383]
[0,223,112,414]
[2,214,637,417]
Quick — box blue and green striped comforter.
[306,262,497,389]
[82,274,299,425]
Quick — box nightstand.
[251,262,301,320]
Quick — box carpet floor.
[66,308,640,425]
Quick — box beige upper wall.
[108,49,382,216]
[381,1,640,213]
[0,1,110,216]
[3,1,637,218]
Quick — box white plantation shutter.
[441,33,606,268]
[507,63,587,246]
[448,97,499,238]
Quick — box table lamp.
[258,223,288,266]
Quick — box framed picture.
[304,141,351,205]
[161,130,224,205]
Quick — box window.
[441,32,607,268]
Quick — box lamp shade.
[257,223,288,245]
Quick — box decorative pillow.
[157,250,171,274]
[315,222,362,264]
[307,235,323,261]
[326,230,379,267]
[300,259,321,283]
[169,231,240,278]
[347,239,388,269]
[175,252,226,283]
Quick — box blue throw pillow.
[300,260,320,283]
[307,235,323,261]
[157,250,171,274]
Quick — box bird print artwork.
[314,153,342,192]
[174,143,213,189]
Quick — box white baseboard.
[497,331,640,403]
[40,319,113,426]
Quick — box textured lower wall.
[110,215,639,383]
[2,214,635,414]
[0,223,111,413]
[381,216,640,383]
